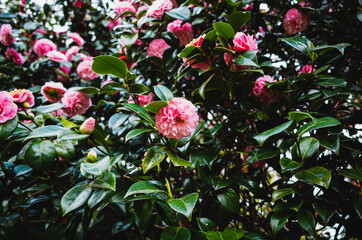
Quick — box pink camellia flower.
[77,59,98,81]
[33,38,57,57]
[183,35,211,70]
[252,75,279,106]
[299,64,314,74]
[147,39,170,59]
[10,89,35,108]
[233,32,258,52]
[57,66,71,82]
[146,0,173,18]
[65,46,80,60]
[34,28,47,34]
[155,97,199,140]
[52,109,64,116]
[41,82,67,103]
[47,50,67,62]
[68,32,85,46]
[114,1,136,16]
[5,48,24,66]
[283,8,310,35]
[243,145,266,169]
[0,24,15,46]
[79,117,95,134]
[129,93,155,106]
[0,91,18,124]
[61,91,92,116]
[253,75,276,96]
[167,20,194,46]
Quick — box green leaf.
[309,43,350,55]
[25,140,56,170]
[315,77,347,87]
[199,74,215,100]
[178,46,199,58]
[61,184,92,216]
[298,137,319,161]
[338,169,362,181]
[125,128,153,142]
[87,189,109,209]
[120,32,138,47]
[216,188,240,214]
[296,208,317,237]
[68,86,100,95]
[289,111,315,122]
[233,50,259,67]
[165,7,191,20]
[295,166,332,189]
[161,227,191,240]
[144,101,168,114]
[124,181,166,198]
[24,125,68,141]
[272,188,298,202]
[206,228,243,240]
[0,116,18,143]
[354,199,362,220]
[254,120,293,147]
[242,232,264,240]
[92,55,128,79]
[245,147,279,165]
[61,116,78,129]
[101,81,125,94]
[298,117,341,138]
[80,156,110,176]
[279,157,302,173]
[134,199,153,221]
[313,199,337,224]
[228,11,251,32]
[129,83,150,95]
[167,192,199,220]
[55,140,75,159]
[93,128,110,155]
[122,103,155,125]
[197,218,216,232]
[279,37,313,56]
[319,135,340,155]
[201,30,217,52]
[91,172,116,191]
[36,102,64,113]
[270,211,291,234]
[142,145,167,174]
[213,22,235,41]
[166,149,191,167]
[154,85,174,102]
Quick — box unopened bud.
[86,150,97,163]
[79,117,95,134]
[23,101,30,109]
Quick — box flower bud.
[23,101,30,109]
[79,117,95,134]
[86,150,97,163]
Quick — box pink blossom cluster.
[68,32,85,46]
[147,39,170,59]
[146,0,173,18]
[167,20,194,46]
[155,97,199,140]
[5,48,24,66]
[77,58,98,81]
[0,24,15,46]
[283,8,310,35]
[34,38,57,57]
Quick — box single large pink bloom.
[233,32,258,52]
[65,46,80,60]
[41,82,67,103]
[183,35,211,70]
[283,8,310,35]
[115,1,136,16]
[5,48,24,66]
[68,32,85,46]
[77,59,98,81]
[146,0,173,18]
[10,89,35,108]
[147,39,170,59]
[33,39,57,57]
[0,91,18,124]
[0,24,15,46]
[167,20,194,46]
[61,91,92,116]
[155,97,199,140]
[47,50,67,62]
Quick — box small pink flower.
[0,91,18,124]
[233,32,258,52]
[68,32,85,46]
[10,89,35,108]
[252,75,279,106]
[155,97,199,140]
[115,1,136,16]
[129,93,155,106]
[47,50,67,62]
[77,59,98,81]
[5,48,24,65]
[0,24,15,46]
[243,145,266,169]
[57,66,71,82]
[253,75,276,96]
[33,38,57,57]
[283,8,310,35]
[41,82,67,103]
[52,109,64,116]
[147,39,170,59]
[61,91,92,116]
[107,19,121,30]
[183,35,211,70]
[146,0,173,18]
[79,117,95,134]
[299,64,314,74]
[34,28,47,34]
[167,20,194,46]
[65,46,80,60]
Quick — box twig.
[18,121,33,132]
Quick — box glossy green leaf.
[144,101,168,114]
[319,135,340,155]
[61,184,92,216]
[0,116,18,143]
[125,128,153,142]
[270,211,291,234]
[61,116,78,129]
[129,83,149,95]
[167,192,199,220]
[87,189,109,209]
[178,46,199,58]
[120,32,138,47]
[279,37,313,56]
[254,120,293,147]
[296,208,317,237]
[197,217,216,232]
[80,156,110,176]
[206,228,243,240]
[279,157,302,173]
[272,188,298,202]
[25,140,56,170]
[55,140,75,159]
[298,117,341,138]
[154,85,174,102]
[161,227,191,240]
[299,137,319,161]
[216,188,240,214]
[166,149,191,167]
[92,55,127,79]
[24,125,67,141]
[313,199,337,224]
[122,103,155,125]
[92,172,116,191]
[309,43,350,55]
[295,166,332,189]
[124,181,166,198]
[213,22,235,41]
[338,169,362,181]
[315,77,347,87]
[289,111,315,122]
[199,73,215,100]
[142,145,167,174]
[228,11,251,31]
[36,102,64,113]
[68,86,99,95]
[134,199,153,221]
[245,147,279,165]
[233,50,259,67]
[201,30,217,52]
[165,7,191,20]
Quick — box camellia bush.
[1,0,361,239]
